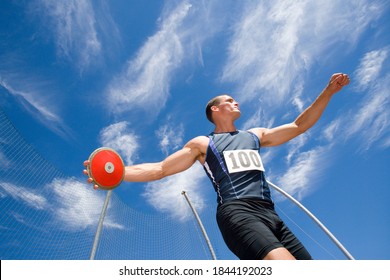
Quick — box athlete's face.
[215,95,240,119]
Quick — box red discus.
[87,147,125,190]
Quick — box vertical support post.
[182,191,217,260]
[267,180,355,260]
[90,189,113,260]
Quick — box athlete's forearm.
[294,73,349,133]
[124,162,164,182]
[293,87,334,133]
[123,146,200,182]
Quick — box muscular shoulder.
[185,136,209,151]
[184,136,209,163]
[248,128,267,140]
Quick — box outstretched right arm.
[122,136,207,182]
[83,136,208,185]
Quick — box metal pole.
[267,180,355,260]
[182,191,217,260]
[90,189,113,260]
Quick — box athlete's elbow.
[151,164,166,181]
[294,121,311,135]
[297,126,309,136]
[154,161,175,180]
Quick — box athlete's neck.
[213,124,237,134]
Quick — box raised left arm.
[250,73,350,147]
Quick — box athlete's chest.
[212,131,259,150]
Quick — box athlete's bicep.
[161,137,208,177]
[160,147,198,177]
[250,123,301,147]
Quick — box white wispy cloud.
[221,0,384,106]
[106,2,192,115]
[99,121,139,165]
[334,47,390,151]
[285,133,310,165]
[322,118,342,144]
[0,182,48,210]
[142,163,206,221]
[345,76,390,151]
[221,1,308,103]
[0,76,72,139]
[155,120,184,156]
[242,105,275,131]
[36,0,102,70]
[381,135,390,149]
[275,146,328,201]
[0,79,58,123]
[50,177,124,231]
[0,178,124,231]
[353,47,389,90]
[106,1,222,116]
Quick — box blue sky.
[1,0,389,260]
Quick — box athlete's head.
[206,95,240,124]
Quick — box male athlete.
[84,73,350,260]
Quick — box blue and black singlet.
[203,130,272,205]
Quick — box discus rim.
[87,147,125,190]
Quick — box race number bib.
[223,149,265,174]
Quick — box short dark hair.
[205,95,224,124]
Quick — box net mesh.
[0,108,234,260]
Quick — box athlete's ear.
[211,105,219,112]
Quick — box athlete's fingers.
[331,73,349,85]
[87,178,99,190]
[83,158,100,190]
[341,74,350,85]
[328,73,350,93]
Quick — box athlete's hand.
[83,160,99,190]
[327,73,350,94]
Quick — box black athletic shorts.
[216,198,312,260]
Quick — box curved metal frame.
[267,180,354,260]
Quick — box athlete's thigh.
[217,201,283,259]
[276,219,313,260]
